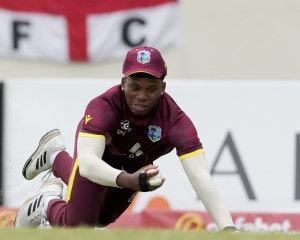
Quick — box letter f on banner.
[13,21,30,49]
[211,132,256,200]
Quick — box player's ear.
[121,77,127,89]
[161,82,166,93]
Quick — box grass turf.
[0,228,299,240]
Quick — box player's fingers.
[146,168,159,178]
[140,164,158,174]
[137,165,161,192]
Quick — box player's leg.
[16,160,101,228]
[97,186,137,226]
[47,165,136,227]
[47,173,101,226]
[47,159,108,227]
[14,178,63,228]
[22,129,73,185]
[23,120,135,227]
[51,151,74,185]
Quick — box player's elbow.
[77,154,92,178]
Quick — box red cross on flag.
[0,0,179,62]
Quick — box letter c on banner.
[0,210,17,227]
[174,212,204,231]
[122,18,146,47]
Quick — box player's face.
[122,77,166,117]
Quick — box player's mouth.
[132,104,147,112]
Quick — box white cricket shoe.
[22,129,66,180]
[14,178,63,228]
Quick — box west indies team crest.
[148,125,162,142]
[137,50,151,64]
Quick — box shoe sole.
[22,129,61,180]
[14,178,63,227]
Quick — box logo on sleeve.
[148,125,162,142]
[85,114,93,125]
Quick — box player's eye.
[131,86,139,91]
[148,88,156,93]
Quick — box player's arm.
[180,151,236,231]
[77,133,163,191]
[77,132,123,187]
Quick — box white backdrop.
[3,79,300,213]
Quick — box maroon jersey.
[79,85,203,173]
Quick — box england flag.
[0,0,180,62]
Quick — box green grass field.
[1,228,300,240]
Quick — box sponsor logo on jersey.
[120,120,131,131]
[85,114,93,125]
[137,50,151,64]
[118,120,132,136]
[148,125,162,142]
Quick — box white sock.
[43,196,61,214]
[50,151,63,166]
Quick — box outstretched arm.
[180,152,236,231]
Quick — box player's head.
[122,46,167,80]
[121,46,167,118]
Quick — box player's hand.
[116,164,166,191]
